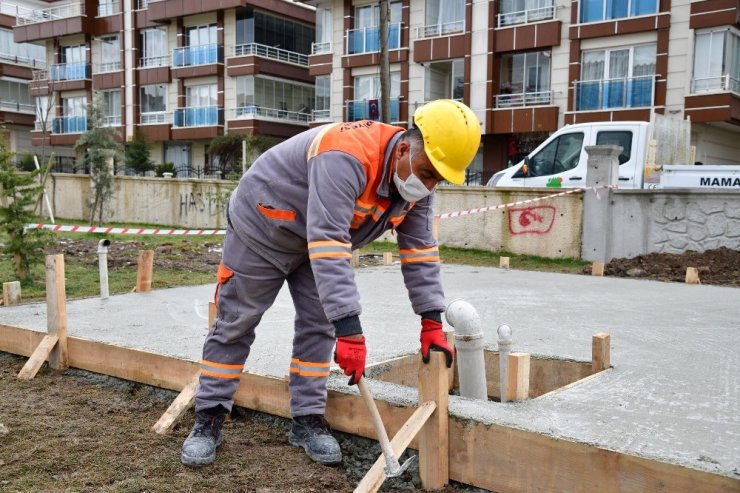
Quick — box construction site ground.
[1,258,739,491]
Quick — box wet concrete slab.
[1,264,738,478]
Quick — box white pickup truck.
[486,120,740,190]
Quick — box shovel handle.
[357,378,400,467]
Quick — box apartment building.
[12,0,315,176]
[0,0,47,162]
[308,0,740,181]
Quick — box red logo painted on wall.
[508,206,556,235]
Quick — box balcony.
[346,99,400,123]
[346,23,401,55]
[94,61,122,73]
[13,2,90,43]
[311,108,331,122]
[497,5,555,27]
[0,52,46,69]
[50,62,91,82]
[575,75,654,111]
[232,43,309,67]
[0,100,35,114]
[414,20,465,38]
[311,42,332,55]
[229,105,311,125]
[495,91,552,108]
[52,115,87,134]
[139,55,170,68]
[172,45,220,67]
[691,75,740,95]
[98,3,120,17]
[101,115,121,127]
[173,106,221,128]
[140,111,170,124]
[15,2,84,25]
[491,92,558,133]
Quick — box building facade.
[12,0,316,176]
[308,0,740,182]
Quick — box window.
[528,132,584,176]
[140,28,167,67]
[348,2,401,54]
[0,79,32,111]
[35,96,51,130]
[54,96,87,133]
[498,51,551,107]
[98,0,118,16]
[314,75,330,119]
[425,59,464,101]
[100,89,121,126]
[314,8,332,53]
[140,84,166,123]
[692,28,740,93]
[177,25,218,66]
[0,28,45,67]
[52,45,87,81]
[498,0,553,27]
[235,75,315,120]
[99,36,120,72]
[186,84,217,107]
[61,44,85,64]
[577,44,655,110]
[580,0,657,23]
[596,131,632,164]
[424,0,464,36]
[350,73,401,121]
[187,25,216,47]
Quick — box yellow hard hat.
[413,99,481,185]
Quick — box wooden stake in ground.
[135,250,154,292]
[382,252,393,265]
[17,255,68,379]
[418,351,449,490]
[592,262,605,276]
[3,281,21,305]
[352,250,361,268]
[592,332,611,374]
[499,256,510,269]
[685,267,700,285]
[506,353,530,401]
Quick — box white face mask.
[393,148,434,202]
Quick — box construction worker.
[181,99,481,467]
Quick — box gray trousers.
[195,228,336,417]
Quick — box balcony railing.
[346,23,401,55]
[346,98,400,122]
[50,62,91,82]
[0,100,35,113]
[0,52,46,69]
[230,105,311,124]
[95,61,121,73]
[495,90,552,108]
[691,75,740,94]
[15,2,84,26]
[101,115,121,127]
[52,115,87,134]
[232,43,308,66]
[139,55,169,68]
[32,69,48,81]
[98,2,120,16]
[311,42,332,55]
[575,75,655,111]
[312,108,331,121]
[497,5,555,27]
[414,20,465,38]
[173,106,221,127]
[172,45,221,67]
[140,111,170,124]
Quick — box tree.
[125,131,155,174]
[0,143,51,283]
[75,98,123,225]
[207,133,283,179]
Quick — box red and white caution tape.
[25,224,226,235]
[434,185,615,220]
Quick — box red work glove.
[420,319,454,368]
[334,335,366,385]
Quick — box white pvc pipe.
[498,324,512,403]
[445,299,488,400]
[98,239,111,299]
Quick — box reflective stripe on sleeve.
[289,358,331,377]
[200,359,243,379]
[399,246,440,264]
[308,240,352,260]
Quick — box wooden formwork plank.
[418,352,449,490]
[17,335,59,380]
[0,324,738,493]
[354,401,436,493]
[152,371,200,434]
[46,254,68,371]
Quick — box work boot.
[288,414,342,465]
[180,409,226,467]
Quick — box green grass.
[1,218,589,303]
